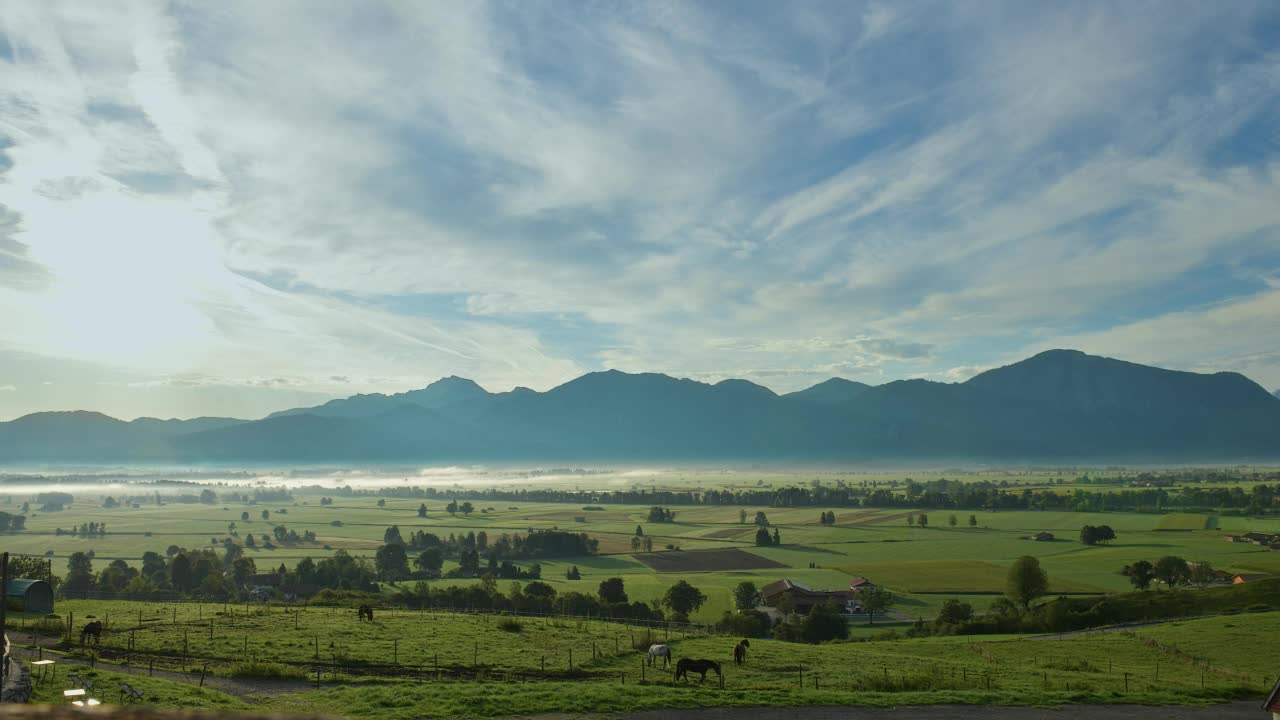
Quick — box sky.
[1,1,1279,421]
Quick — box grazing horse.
[675,658,721,683]
[80,621,103,645]
[647,643,671,668]
[357,604,374,622]
[733,638,750,666]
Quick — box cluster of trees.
[390,527,598,561]
[61,545,256,598]
[907,513,928,527]
[818,511,837,525]
[629,530,655,553]
[754,527,782,546]
[647,506,676,523]
[0,511,27,533]
[344,476,1280,516]
[372,527,595,581]
[55,522,108,537]
[445,500,475,515]
[240,526,315,549]
[1079,525,1116,545]
[37,491,73,511]
[1122,557,1218,590]
[384,574,670,621]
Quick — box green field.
[10,600,1278,718]
[5,480,1280,623]
[2,465,1279,716]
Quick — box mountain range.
[2,350,1278,463]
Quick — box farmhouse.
[1223,534,1249,543]
[1243,532,1278,545]
[1026,532,1055,541]
[848,577,877,594]
[759,579,853,614]
[1233,573,1270,584]
[1265,675,1280,719]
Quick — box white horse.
[647,643,672,668]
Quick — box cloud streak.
[0,1,1278,420]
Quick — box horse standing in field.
[80,621,103,645]
[357,604,374,622]
[675,658,721,683]
[647,643,671,668]
[733,639,749,666]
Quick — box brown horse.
[675,658,721,683]
[80,621,103,645]
[357,604,374,622]
[733,638,750,666]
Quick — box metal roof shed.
[4,579,54,614]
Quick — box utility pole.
[1,552,9,690]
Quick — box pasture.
[6,482,1280,621]
[11,600,1278,718]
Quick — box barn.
[4,579,54,613]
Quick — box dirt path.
[10,646,315,698]
[519,701,1262,720]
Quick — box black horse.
[357,604,374,622]
[675,658,721,683]
[80,621,103,645]
[733,638,750,666]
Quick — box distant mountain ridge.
[2,350,1278,463]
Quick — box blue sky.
[1,1,1278,420]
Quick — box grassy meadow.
[10,600,1278,718]
[5,471,1280,622]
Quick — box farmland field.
[633,548,787,572]
[4,467,1280,622]
[3,465,1280,715]
[10,600,1280,718]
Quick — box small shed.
[4,579,54,613]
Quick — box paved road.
[540,702,1264,720]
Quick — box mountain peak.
[966,349,1275,412]
[426,375,485,390]
[784,377,872,405]
[713,378,777,398]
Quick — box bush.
[497,618,524,633]
[717,609,772,638]
[227,661,307,680]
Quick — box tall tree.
[375,543,409,580]
[598,577,628,604]
[732,581,760,610]
[860,585,894,625]
[414,548,443,574]
[170,553,193,592]
[1005,555,1049,610]
[1123,560,1155,590]
[1153,556,1189,588]
[64,552,95,595]
[663,580,707,618]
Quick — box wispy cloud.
[0,1,1277,420]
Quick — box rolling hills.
[1,349,1278,463]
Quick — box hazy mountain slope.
[267,377,493,420]
[966,349,1278,413]
[783,378,872,405]
[0,411,168,461]
[3,350,1279,462]
[129,417,246,435]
